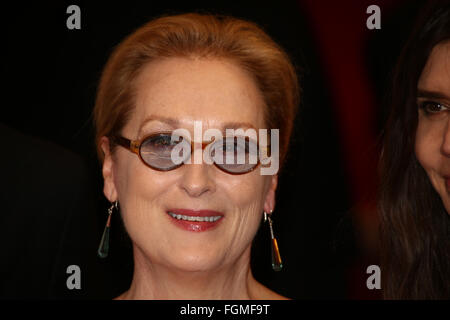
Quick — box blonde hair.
[93,12,300,168]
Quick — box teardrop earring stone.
[266,212,283,271]
[271,237,283,271]
[97,214,111,258]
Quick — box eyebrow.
[417,89,450,101]
[138,115,257,135]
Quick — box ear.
[100,136,118,202]
[263,174,278,213]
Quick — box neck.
[117,245,260,300]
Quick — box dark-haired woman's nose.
[179,149,216,198]
[440,118,450,157]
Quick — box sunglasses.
[111,131,270,174]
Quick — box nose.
[441,118,450,157]
[179,147,216,197]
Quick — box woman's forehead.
[419,41,450,91]
[129,57,266,131]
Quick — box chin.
[167,248,225,272]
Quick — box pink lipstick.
[166,208,224,232]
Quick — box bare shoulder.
[250,280,291,300]
[113,291,128,300]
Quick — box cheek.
[221,173,269,234]
[415,119,441,172]
[220,172,268,210]
[113,154,174,224]
[217,173,269,252]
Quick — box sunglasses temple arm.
[111,136,140,154]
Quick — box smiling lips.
[166,208,224,232]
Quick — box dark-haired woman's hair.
[379,0,450,299]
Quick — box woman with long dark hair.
[380,1,450,299]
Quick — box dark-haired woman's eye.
[419,101,448,115]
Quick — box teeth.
[168,212,222,222]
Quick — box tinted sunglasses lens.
[210,137,258,173]
[140,134,189,170]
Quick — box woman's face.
[415,41,450,214]
[101,57,278,272]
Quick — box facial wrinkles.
[123,163,263,266]
[111,57,273,279]
[225,177,266,257]
[231,201,263,250]
[147,60,261,121]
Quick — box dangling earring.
[97,201,118,258]
[264,210,283,271]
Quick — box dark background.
[0,0,428,299]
